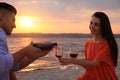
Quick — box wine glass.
[69,48,79,69]
[55,47,63,58]
[55,47,67,69]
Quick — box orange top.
[77,40,118,80]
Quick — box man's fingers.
[30,41,33,45]
[43,49,51,53]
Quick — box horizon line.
[12,32,90,34]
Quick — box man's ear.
[0,13,4,21]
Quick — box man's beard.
[1,27,12,35]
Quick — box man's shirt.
[0,28,14,80]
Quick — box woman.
[59,12,118,80]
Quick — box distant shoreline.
[7,33,120,38]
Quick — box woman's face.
[89,16,101,35]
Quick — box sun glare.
[15,16,46,33]
[20,16,34,28]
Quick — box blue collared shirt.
[0,28,14,80]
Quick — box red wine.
[56,55,62,58]
[70,54,78,58]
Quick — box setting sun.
[15,16,46,33]
[20,16,34,28]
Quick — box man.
[0,2,51,80]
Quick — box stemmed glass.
[69,48,79,69]
[55,47,63,58]
[55,46,67,69]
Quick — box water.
[7,36,120,78]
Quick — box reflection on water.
[19,60,59,72]
[7,38,32,53]
[19,38,32,47]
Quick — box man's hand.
[24,43,52,59]
[13,43,52,66]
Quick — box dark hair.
[92,12,118,67]
[0,2,17,14]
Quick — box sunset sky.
[1,0,120,33]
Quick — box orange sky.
[1,0,120,33]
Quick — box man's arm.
[12,49,51,70]
[0,54,17,80]
[0,54,13,73]
[12,44,40,66]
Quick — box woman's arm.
[59,58,100,68]
[72,58,100,68]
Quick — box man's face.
[1,11,16,35]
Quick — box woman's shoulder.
[86,39,93,43]
[84,39,92,45]
[85,39,108,46]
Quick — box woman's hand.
[58,58,73,65]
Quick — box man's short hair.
[0,2,17,15]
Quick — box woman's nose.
[90,25,94,29]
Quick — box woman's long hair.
[92,12,118,67]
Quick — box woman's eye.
[90,22,92,25]
[95,23,100,27]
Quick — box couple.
[0,2,118,80]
